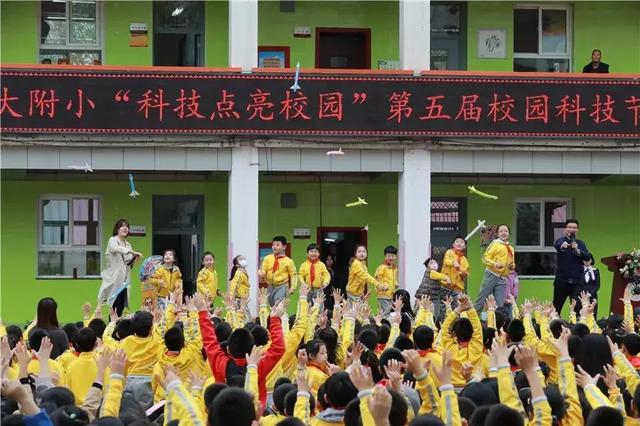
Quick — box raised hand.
[383,359,404,392]
[576,365,601,388]
[433,351,453,386]
[313,291,326,309]
[621,285,632,305]
[552,326,571,358]
[270,300,286,318]
[491,335,515,367]
[485,294,497,312]
[192,293,209,312]
[392,296,404,314]
[367,385,393,422]
[245,345,265,366]
[36,336,53,362]
[297,348,308,368]
[602,364,618,390]
[333,288,344,306]
[348,364,374,391]
[522,299,533,316]
[296,369,311,394]
[82,302,92,317]
[514,345,539,374]
[110,349,127,377]
[258,288,268,306]
[299,283,310,299]
[188,369,205,390]
[402,349,430,378]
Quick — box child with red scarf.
[298,243,331,310]
[441,236,470,294]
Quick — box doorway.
[152,195,204,295]
[317,227,368,294]
[315,28,371,69]
[153,1,204,66]
[430,197,467,283]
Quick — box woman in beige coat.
[97,219,142,315]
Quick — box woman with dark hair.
[27,297,69,358]
[97,219,142,316]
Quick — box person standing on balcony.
[553,219,591,315]
[582,49,609,73]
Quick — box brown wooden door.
[315,28,371,69]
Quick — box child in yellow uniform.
[346,245,378,303]
[414,258,450,321]
[229,255,251,320]
[375,245,399,315]
[66,327,98,405]
[196,251,219,302]
[441,236,470,293]
[305,339,330,398]
[474,224,515,311]
[260,236,298,307]
[149,249,183,309]
[298,243,330,308]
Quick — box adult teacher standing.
[98,219,142,315]
[553,219,591,315]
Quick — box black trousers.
[553,278,582,316]
[112,290,128,317]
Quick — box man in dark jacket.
[553,219,591,315]
[582,49,609,73]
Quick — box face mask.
[238,259,248,268]
[431,263,438,270]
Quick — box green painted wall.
[466,1,514,72]
[4,177,636,324]
[103,1,153,66]
[0,180,228,324]
[574,2,640,73]
[258,0,399,69]
[205,1,229,67]
[0,1,38,64]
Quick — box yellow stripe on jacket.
[375,263,398,299]
[346,259,377,297]
[196,267,218,300]
[261,254,297,288]
[441,249,470,292]
[299,260,331,289]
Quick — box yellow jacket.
[261,254,297,288]
[346,259,377,297]
[299,259,331,289]
[260,414,287,426]
[66,351,98,405]
[375,263,398,299]
[28,358,66,387]
[57,349,78,371]
[149,265,183,298]
[164,380,206,426]
[438,309,484,387]
[122,332,161,376]
[229,269,250,299]
[483,239,515,278]
[441,249,470,292]
[306,363,329,398]
[557,357,583,426]
[196,267,219,300]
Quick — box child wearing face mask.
[474,224,515,312]
[149,249,183,309]
[415,257,451,322]
[196,251,220,302]
[229,255,251,318]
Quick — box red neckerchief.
[458,341,469,348]
[377,378,391,387]
[307,361,329,375]
[453,249,465,263]
[272,254,284,272]
[500,240,514,259]
[628,355,640,369]
[375,343,386,354]
[308,258,319,283]
[417,349,435,357]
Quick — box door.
[431,197,467,272]
[317,227,368,294]
[153,1,204,66]
[430,2,467,70]
[152,195,204,295]
[316,28,371,69]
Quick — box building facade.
[1,0,639,323]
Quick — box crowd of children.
[1,227,621,426]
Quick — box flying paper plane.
[128,173,140,198]
[468,185,498,200]
[289,62,301,92]
[326,148,344,156]
[67,162,93,173]
[465,219,487,241]
[345,197,368,208]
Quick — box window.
[39,0,102,65]
[514,199,570,277]
[513,5,571,72]
[38,197,101,278]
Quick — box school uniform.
[148,265,183,308]
[474,239,515,311]
[375,263,398,315]
[196,267,219,301]
[299,258,331,308]
[261,254,298,307]
[346,259,377,301]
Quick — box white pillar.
[228,144,259,314]
[399,0,431,72]
[229,0,258,71]
[399,149,431,298]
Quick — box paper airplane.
[289,62,301,92]
[67,162,93,173]
[128,173,139,198]
[345,197,367,207]
[468,185,498,200]
[361,224,369,231]
[326,148,344,156]
[465,219,487,241]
